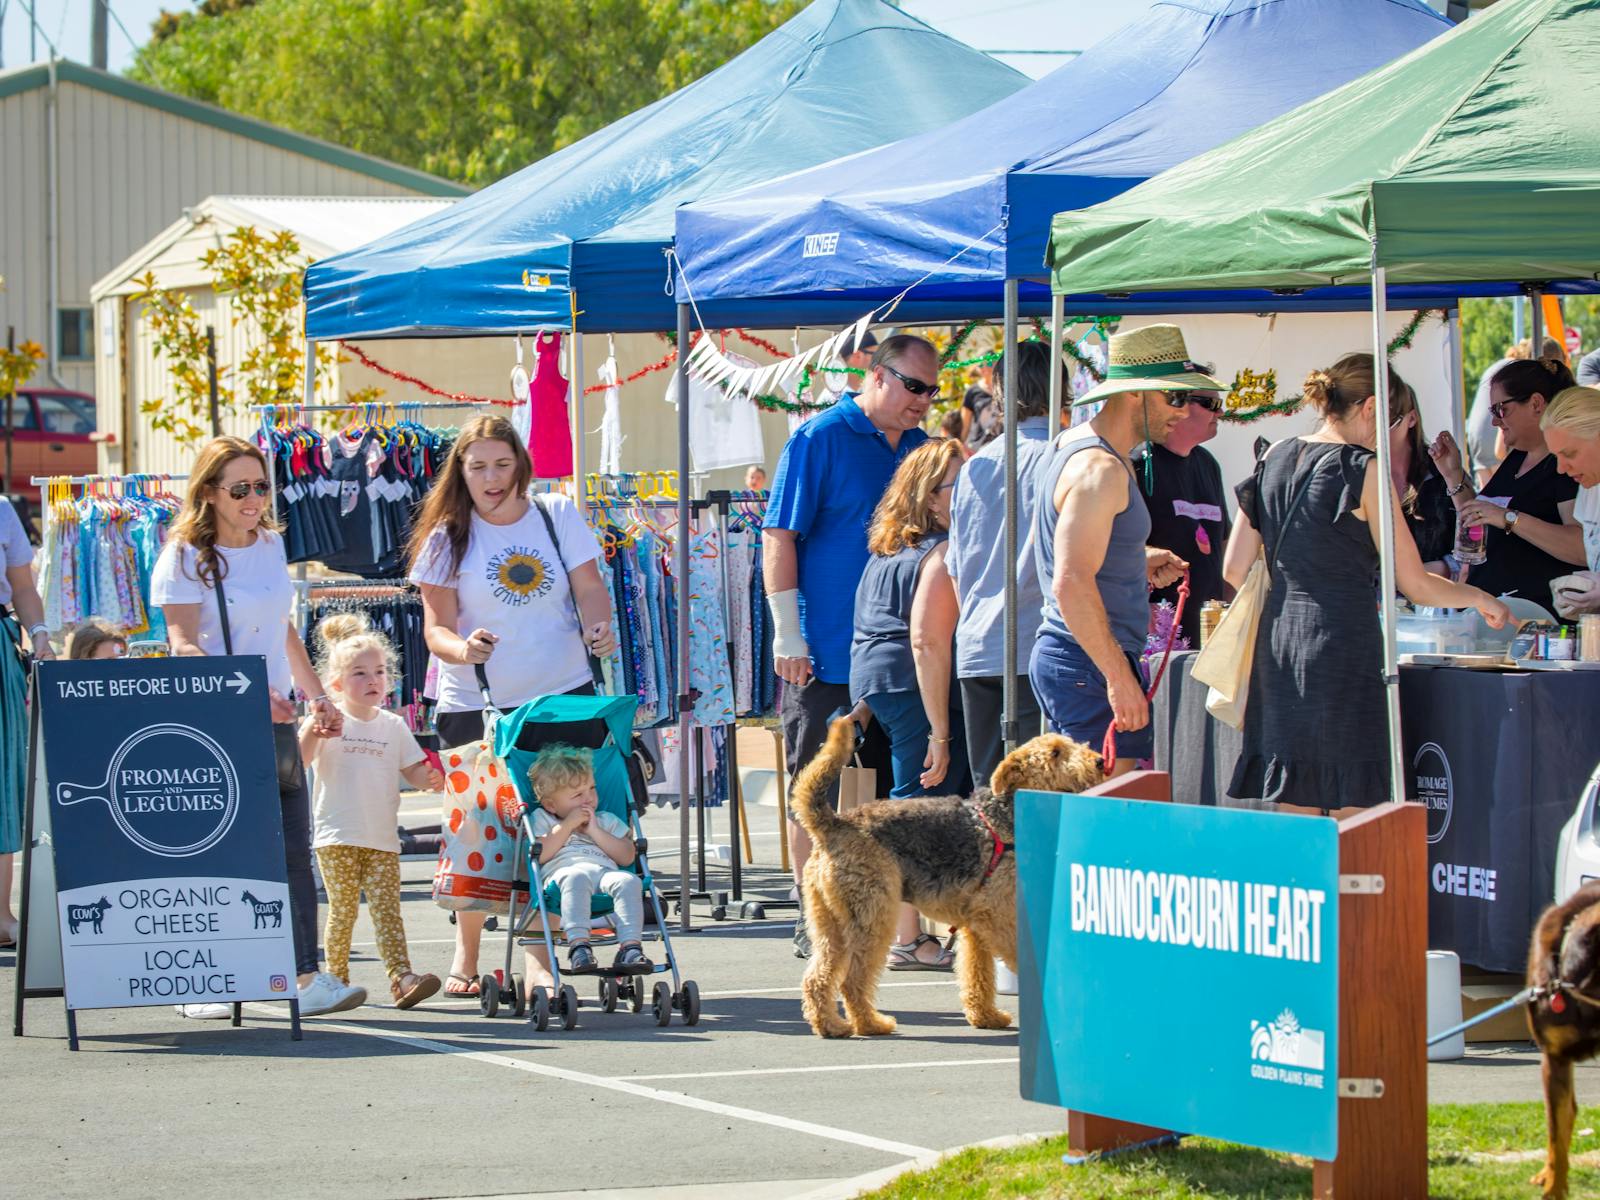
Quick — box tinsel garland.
[338,341,515,406]
[1387,307,1443,355]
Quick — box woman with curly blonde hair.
[849,436,968,969]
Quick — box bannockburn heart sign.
[40,657,296,1012]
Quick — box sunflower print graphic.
[486,546,553,607]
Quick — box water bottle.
[1453,518,1486,566]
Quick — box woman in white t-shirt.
[0,497,52,950]
[406,414,616,997]
[151,436,364,1020]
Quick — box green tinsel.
[1386,308,1443,356]
[1219,396,1305,424]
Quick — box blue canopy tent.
[296,0,1025,930]
[672,0,1451,755]
[301,0,1023,340]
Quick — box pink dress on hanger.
[529,332,574,478]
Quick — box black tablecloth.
[1153,651,1600,972]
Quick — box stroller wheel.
[479,974,500,1018]
[680,979,701,1027]
[600,977,618,1013]
[511,975,527,1019]
[710,905,727,921]
[530,987,551,1032]
[652,981,672,1027]
[629,979,645,1014]
[559,984,579,1031]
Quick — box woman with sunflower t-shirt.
[407,415,616,998]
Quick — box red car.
[0,388,98,500]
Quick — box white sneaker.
[175,1003,232,1020]
[297,971,366,1016]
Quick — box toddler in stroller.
[527,745,651,975]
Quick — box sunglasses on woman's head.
[218,480,272,500]
[880,361,941,398]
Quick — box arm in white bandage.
[767,587,809,661]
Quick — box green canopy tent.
[1046,0,1600,806]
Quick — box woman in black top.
[1433,358,1586,615]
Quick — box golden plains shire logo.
[487,547,552,607]
[521,270,553,292]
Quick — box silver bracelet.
[1445,478,1470,498]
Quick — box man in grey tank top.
[1030,325,1225,775]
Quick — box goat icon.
[67,896,112,935]
[240,890,283,929]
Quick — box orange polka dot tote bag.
[433,722,526,912]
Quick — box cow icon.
[240,890,283,929]
[67,896,112,935]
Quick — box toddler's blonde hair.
[528,743,595,803]
[315,611,398,689]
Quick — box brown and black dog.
[1526,880,1600,1199]
[790,715,1102,1038]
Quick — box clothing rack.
[30,473,189,485]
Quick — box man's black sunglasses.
[880,361,941,398]
[1166,390,1223,412]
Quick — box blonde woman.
[152,436,363,1018]
[1543,386,1600,615]
[849,437,969,970]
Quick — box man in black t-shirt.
[1133,388,1233,647]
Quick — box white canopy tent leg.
[1047,292,1065,434]
[1002,279,1020,753]
[1370,268,1406,807]
[573,331,587,516]
[675,300,693,933]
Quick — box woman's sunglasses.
[217,480,273,500]
[1489,397,1529,420]
[880,362,942,398]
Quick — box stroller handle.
[474,662,497,712]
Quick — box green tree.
[1460,296,1600,396]
[130,0,805,187]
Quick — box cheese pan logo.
[56,724,240,857]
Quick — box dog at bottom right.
[1526,879,1600,1199]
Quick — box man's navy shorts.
[1028,631,1154,761]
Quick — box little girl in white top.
[300,613,444,1009]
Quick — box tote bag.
[432,728,527,912]
[1189,443,1323,729]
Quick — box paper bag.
[837,761,877,815]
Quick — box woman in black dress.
[1432,358,1585,615]
[1222,355,1510,814]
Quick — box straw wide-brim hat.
[1074,323,1227,406]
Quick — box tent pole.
[1530,288,1544,357]
[573,329,586,517]
[1047,291,1065,434]
[675,299,693,933]
[1446,307,1466,451]
[1002,278,1020,752]
[1370,267,1405,807]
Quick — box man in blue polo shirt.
[765,333,937,956]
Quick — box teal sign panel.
[1016,791,1339,1159]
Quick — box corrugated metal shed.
[0,59,466,401]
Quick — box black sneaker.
[568,942,597,973]
[792,914,812,959]
[613,943,652,971]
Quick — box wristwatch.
[1504,509,1520,533]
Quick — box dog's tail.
[790,716,858,842]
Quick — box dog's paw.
[852,1012,897,1037]
[807,1009,854,1039]
[1531,1165,1566,1199]
[966,1006,1014,1030]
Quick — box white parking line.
[624,1056,1018,1082]
[249,1008,932,1160]
[415,980,957,1008]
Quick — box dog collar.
[973,807,1013,885]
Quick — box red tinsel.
[338,341,514,407]
[584,349,678,395]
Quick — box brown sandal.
[393,971,442,1009]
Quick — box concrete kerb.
[789,1132,1059,1200]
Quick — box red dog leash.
[1102,569,1191,767]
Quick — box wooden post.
[1314,801,1427,1198]
[1064,769,1179,1157]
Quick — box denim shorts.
[1027,632,1153,761]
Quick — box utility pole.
[91,0,109,70]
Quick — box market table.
[1152,650,1600,972]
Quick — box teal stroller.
[474,677,700,1031]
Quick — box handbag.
[1191,444,1323,729]
[216,569,302,788]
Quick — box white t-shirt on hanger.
[409,496,601,714]
[150,530,295,696]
